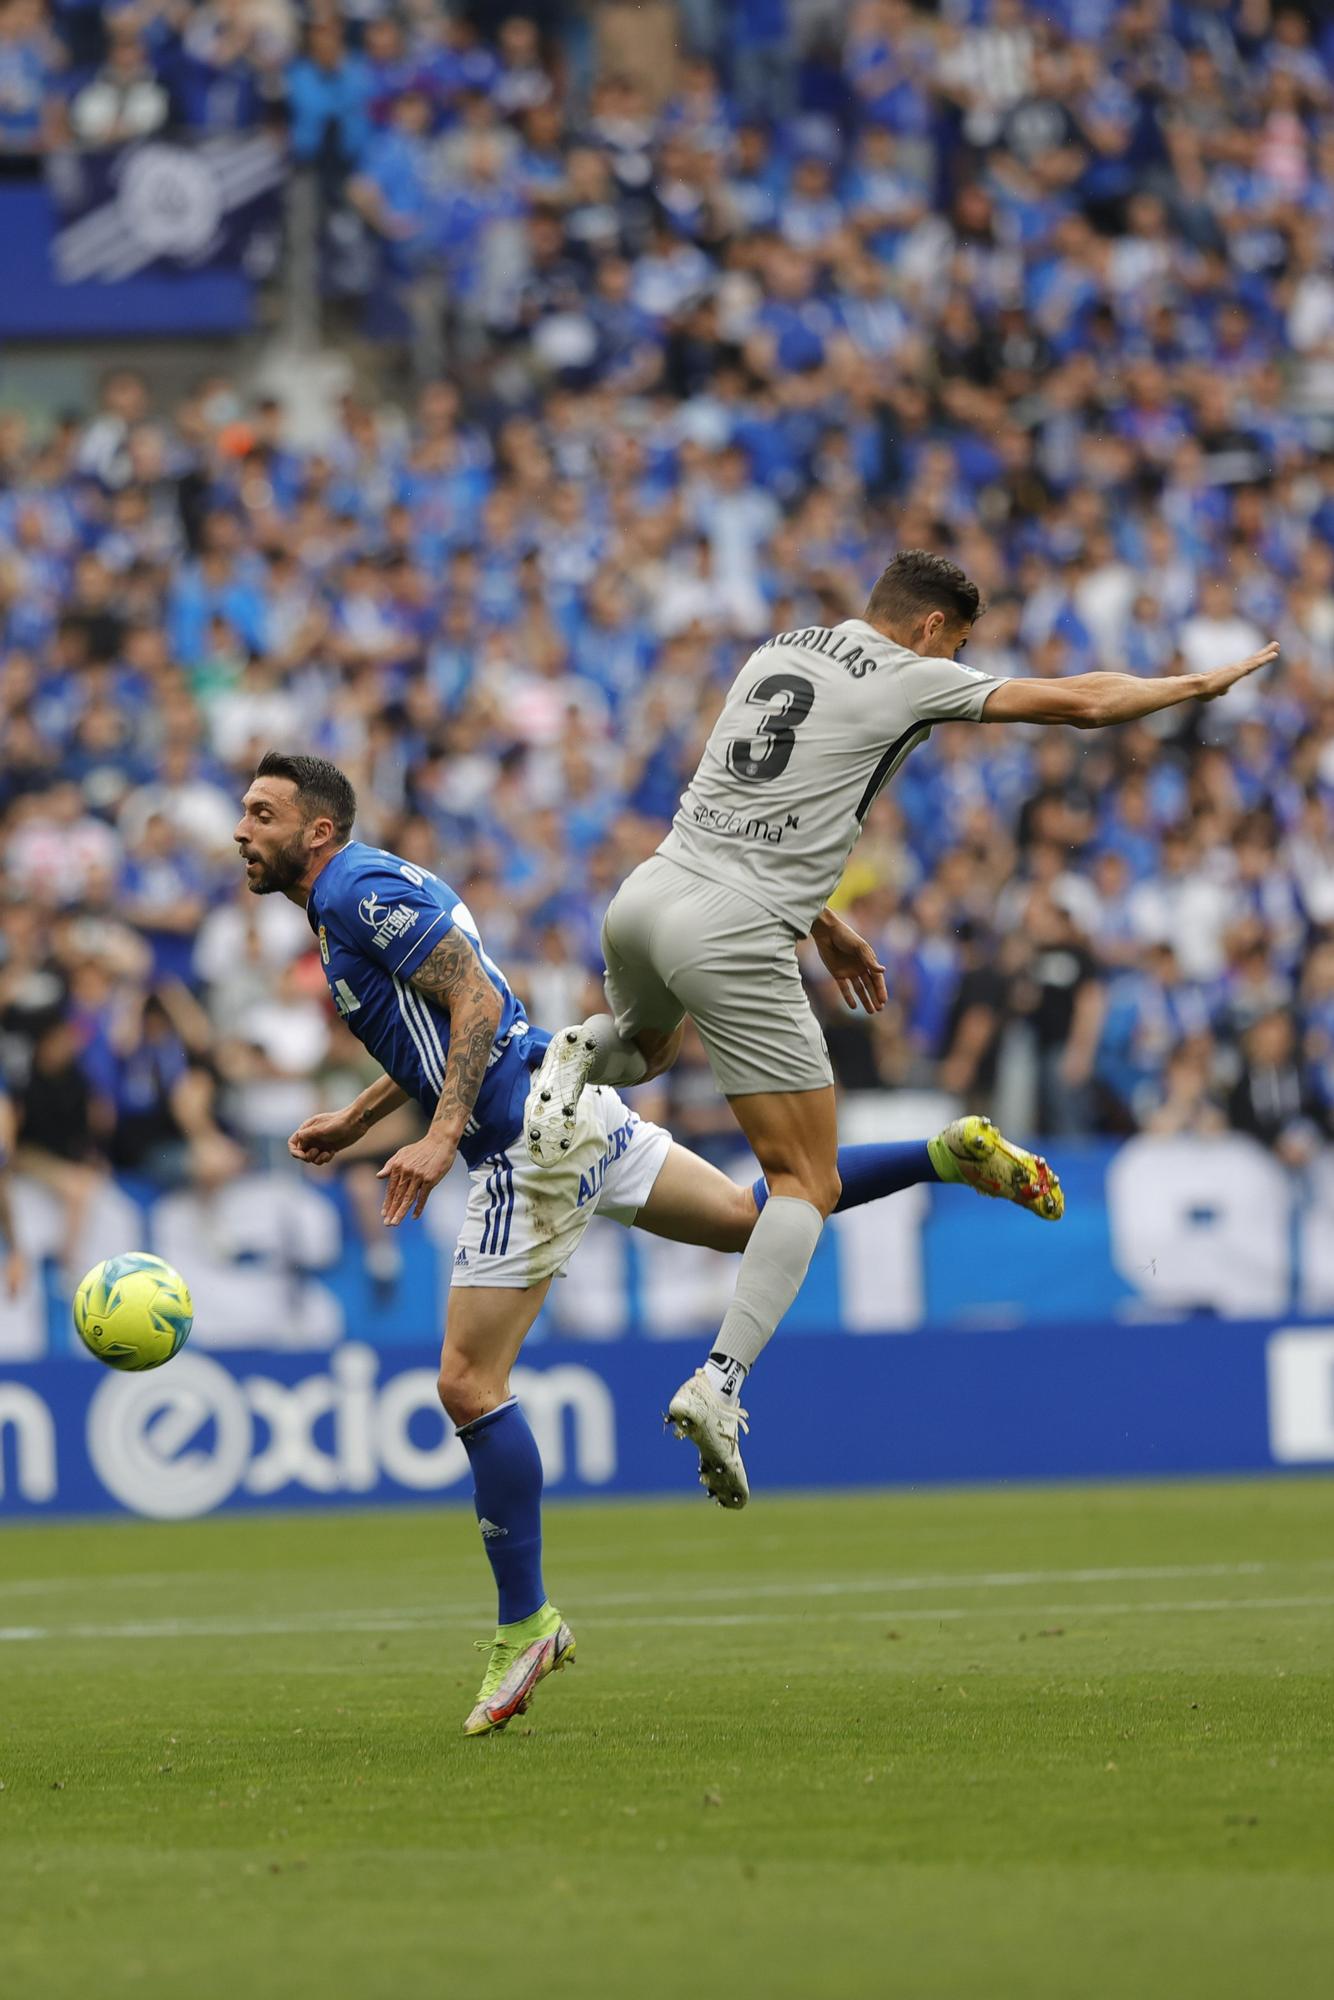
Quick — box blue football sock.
[456,1397,547,1626]
[751,1142,939,1217]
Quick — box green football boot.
[463,1603,576,1737]
[928,1115,1065,1221]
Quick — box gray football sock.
[580,1012,648,1087]
[710,1195,824,1374]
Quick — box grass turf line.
[3,1479,1333,2000]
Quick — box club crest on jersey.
[317,924,329,965]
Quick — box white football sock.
[703,1352,749,1402]
[705,1195,824,1387]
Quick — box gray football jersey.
[659,618,1005,934]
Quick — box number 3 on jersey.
[725,672,815,784]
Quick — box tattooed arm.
[407,929,503,1141]
[289,1074,409,1166]
[377,929,503,1225]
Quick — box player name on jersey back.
[658,618,1004,935]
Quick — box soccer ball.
[72,1253,194,1371]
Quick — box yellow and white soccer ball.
[72,1253,194,1371]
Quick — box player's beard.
[242,835,307,895]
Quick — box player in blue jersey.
[237,750,1060,1736]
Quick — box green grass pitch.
[4,1479,1334,2000]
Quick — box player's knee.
[437,1353,495,1428]
[762,1161,840,1218]
[801,1163,841,1218]
[819,1167,842,1218]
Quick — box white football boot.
[523,1027,597,1167]
[667,1369,750,1509]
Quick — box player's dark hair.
[253,751,356,841]
[865,550,983,631]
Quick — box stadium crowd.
[1,0,1334,1272]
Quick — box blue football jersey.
[306,842,550,1168]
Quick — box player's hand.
[1197,640,1279,702]
[288,1107,365,1166]
[377,1134,456,1225]
[811,910,887,1014]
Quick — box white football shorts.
[450,1084,672,1290]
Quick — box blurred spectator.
[1127,827,1232,982]
[100,984,244,1189]
[1143,1036,1228,1140]
[0,1071,25,1297]
[286,13,370,182]
[1003,889,1104,1135]
[13,1013,105,1281]
[0,0,58,154]
[1095,944,1214,1133]
[347,85,439,273]
[68,17,168,147]
[119,813,208,983]
[1227,1010,1326,1167]
[492,16,552,119]
[173,0,293,135]
[5,780,120,905]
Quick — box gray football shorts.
[600,853,833,1098]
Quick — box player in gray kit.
[525,550,1279,1505]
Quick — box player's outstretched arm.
[982,642,1279,729]
[289,1075,409,1166]
[378,931,503,1226]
